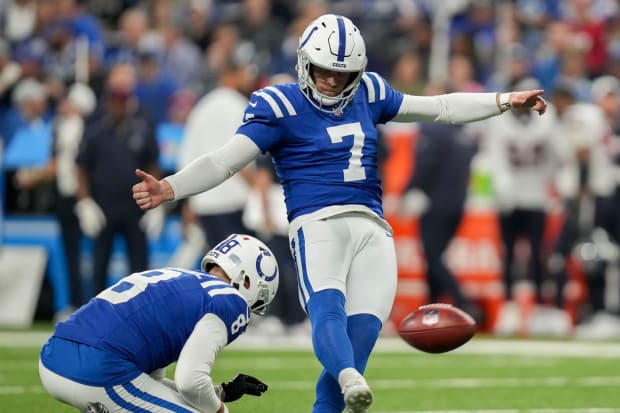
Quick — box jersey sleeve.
[360,72,404,124]
[235,88,286,153]
[206,292,251,344]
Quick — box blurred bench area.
[0,123,186,325]
[1,0,620,341]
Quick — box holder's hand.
[220,374,268,402]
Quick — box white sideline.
[2,331,620,358]
[374,410,620,413]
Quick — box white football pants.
[289,212,398,322]
[39,361,203,412]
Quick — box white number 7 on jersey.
[327,122,366,182]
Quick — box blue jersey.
[53,268,250,375]
[236,72,404,221]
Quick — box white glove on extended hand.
[166,222,207,268]
[400,189,430,217]
[139,205,166,239]
[75,198,106,237]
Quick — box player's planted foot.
[82,402,109,413]
[343,377,373,413]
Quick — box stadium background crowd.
[1,0,620,340]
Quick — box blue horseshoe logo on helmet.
[256,251,277,281]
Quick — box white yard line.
[374,410,620,413]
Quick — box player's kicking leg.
[306,289,373,413]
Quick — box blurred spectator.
[200,22,241,95]
[104,7,154,67]
[154,18,203,90]
[1,0,37,46]
[388,50,425,96]
[41,18,78,87]
[566,75,620,339]
[564,0,609,78]
[233,0,285,80]
[182,0,217,50]
[450,0,497,84]
[55,0,105,62]
[397,82,484,324]
[155,88,197,175]
[555,43,592,102]
[486,42,531,92]
[4,78,52,172]
[134,41,179,124]
[483,78,568,336]
[448,53,486,93]
[270,14,314,78]
[244,153,308,336]
[531,21,572,92]
[13,38,45,81]
[4,77,53,219]
[0,38,22,140]
[15,82,96,314]
[75,63,162,296]
[591,75,620,133]
[242,72,308,336]
[176,56,257,259]
[547,84,617,339]
[80,0,141,30]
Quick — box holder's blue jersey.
[53,268,250,374]
[236,72,404,221]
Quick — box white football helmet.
[296,14,367,114]
[201,234,279,315]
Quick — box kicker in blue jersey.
[236,72,404,221]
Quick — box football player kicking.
[39,234,279,413]
[132,14,547,413]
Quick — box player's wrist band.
[496,92,512,113]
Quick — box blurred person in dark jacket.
[75,63,163,296]
[396,82,484,323]
[483,78,567,336]
[15,82,96,314]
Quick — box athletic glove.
[139,205,166,239]
[75,198,106,238]
[220,373,268,402]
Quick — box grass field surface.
[1,329,620,413]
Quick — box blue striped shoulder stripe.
[361,72,387,103]
[254,86,298,118]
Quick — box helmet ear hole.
[244,275,251,289]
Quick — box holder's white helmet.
[201,234,279,315]
[296,14,367,114]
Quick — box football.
[398,303,477,353]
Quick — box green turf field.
[2,330,620,413]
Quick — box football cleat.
[343,377,373,413]
[82,402,110,413]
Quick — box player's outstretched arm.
[393,89,548,124]
[132,135,261,211]
[132,169,175,210]
[506,89,547,115]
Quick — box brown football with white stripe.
[398,303,477,353]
